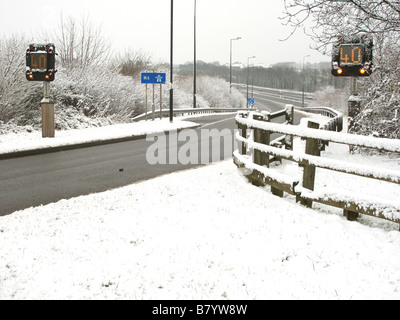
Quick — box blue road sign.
[141,73,166,84]
[248,98,255,106]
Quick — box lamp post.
[302,55,310,108]
[230,37,241,93]
[247,56,256,108]
[170,0,174,122]
[193,0,197,108]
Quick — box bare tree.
[55,14,111,69]
[115,49,153,78]
[0,35,31,122]
[281,0,400,52]
[281,1,400,139]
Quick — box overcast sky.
[0,0,330,66]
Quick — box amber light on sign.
[26,43,57,82]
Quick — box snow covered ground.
[0,117,200,156]
[0,115,400,300]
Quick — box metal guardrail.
[132,107,256,122]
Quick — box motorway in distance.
[235,84,312,112]
[0,87,310,216]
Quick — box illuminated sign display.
[29,52,47,71]
[26,43,56,82]
[339,45,363,65]
[331,35,373,77]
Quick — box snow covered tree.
[282,0,400,52]
[55,15,111,70]
[0,35,42,126]
[352,32,400,139]
[282,0,400,139]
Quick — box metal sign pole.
[160,84,162,120]
[145,84,148,121]
[152,83,155,121]
[170,0,174,123]
[348,76,360,133]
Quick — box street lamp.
[193,0,197,108]
[230,37,241,93]
[247,56,256,108]
[302,55,310,108]
[170,0,174,122]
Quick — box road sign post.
[41,82,55,138]
[331,35,373,133]
[145,84,148,121]
[26,43,57,138]
[141,73,166,121]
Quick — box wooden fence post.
[297,121,320,207]
[239,122,247,155]
[285,105,294,150]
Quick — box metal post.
[246,56,255,108]
[230,37,241,94]
[247,60,249,108]
[169,0,174,123]
[41,82,55,138]
[348,76,360,133]
[252,76,254,98]
[230,39,233,94]
[160,84,162,119]
[44,81,50,99]
[145,84,148,121]
[193,0,197,109]
[302,55,310,108]
[152,83,155,121]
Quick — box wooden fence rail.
[234,108,400,229]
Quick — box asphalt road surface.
[236,84,312,112]
[0,87,310,216]
[0,114,237,216]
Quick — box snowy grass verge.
[0,118,199,156]
[0,158,399,299]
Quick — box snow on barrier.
[234,107,400,229]
[132,107,256,122]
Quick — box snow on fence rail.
[233,108,400,229]
[132,107,256,122]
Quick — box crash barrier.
[234,108,400,229]
[132,107,256,122]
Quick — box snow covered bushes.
[0,35,244,133]
[0,35,31,124]
[174,75,245,109]
[310,86,348,115]
[52,66,144,129]
[352,33,400,140]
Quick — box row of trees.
[282,0,400,139]
[177,60,345,93]
[0,16,245,133]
